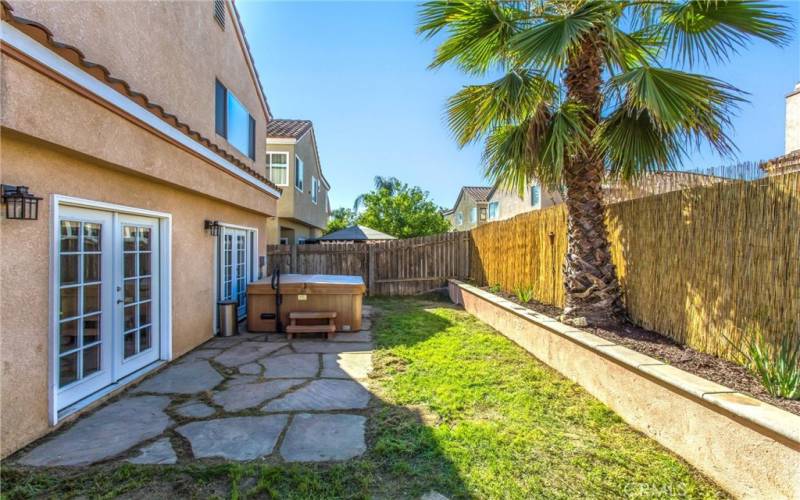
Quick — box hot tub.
[247,274,366,333]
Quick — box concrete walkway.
[18,306,377,466]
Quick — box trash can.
[218,300,239,337]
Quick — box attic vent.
[213,0,225,30]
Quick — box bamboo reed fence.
[469,171,800,361]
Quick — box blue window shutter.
[248,115,255,160]
[215,80,227,137]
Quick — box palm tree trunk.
[561,34,624,325]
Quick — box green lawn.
[1,297,724,499]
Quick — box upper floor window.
[488,201,499,220]
[215,80,255,160]
[531,185,541,207]
[455,212,463,226]
[213,0,225,30]
[295,155,304,191]
[311,176,319,204]
[470,207,477,223]
[267,153,288,186]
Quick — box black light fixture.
[2,184,42,220]
[204,219,220,236]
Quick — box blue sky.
[238,1,800,211]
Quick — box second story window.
[266,153,288,186]
[470,207,477,223]
[456,212,463,226]
[311,176,319,204]
[213,0,225,30]
[488,201,499,220]
[531,185,541,207]
[215,79,255,160]
[295,155,304,191]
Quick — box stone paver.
[263,379,370,412]
[214,342,287,367]
[421,491,450,500]
[280,413,366,462]
[212,379,306,412]
[329,330,373,343]
[321,352,373,380]
[179,348,223,363]
[260,354,319,378]
[204,336,244,349]
[292,342,373,354]
[128,438,177,464]
[177,415,288,460]
[361,318,373,330]
[175,400,216,419]
[227,375,260,386]
[362,305,376,318]
[132,361,223,394]
[239,362,262,375]
[19,396,172,466]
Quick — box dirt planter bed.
[448,280,800,499]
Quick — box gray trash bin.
[218,300,239,337]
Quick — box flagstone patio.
[17,307,377,467]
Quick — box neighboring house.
[445,184,562,229]
[0,0,280,457]
[317,225,396,243]
[763,83,800,176]
[485,183,563,223]
[266,119,331,244]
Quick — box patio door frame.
[214,223,258,329]
[49,195,172,425]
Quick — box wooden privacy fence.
[266,232,470,296]
[470,172,800,362]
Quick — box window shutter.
[213,0,225,29]
[248,115,256,160]
[215,80,227,137]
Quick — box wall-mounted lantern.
[479,208,487,221]
[2,184,42,220]
[204,220,220,236]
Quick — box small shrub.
[737,325,800,400]
[513,285,534,303]
[488,283,502,294]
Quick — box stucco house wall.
[786,84,800,154]
[0,1,277,457]
[447,195,484,231]
[7,0,269,168]
[487,184,563,222]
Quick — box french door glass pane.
[122,225,155,359]
[59,220,105,387]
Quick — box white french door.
[218,226,252,320]
[56,206,161,410]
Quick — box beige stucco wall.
[786,84,800,154]
[7,0,268,168]
[0,133,270,457]
[0,20,277,456]
[266,132,330,243]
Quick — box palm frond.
[482,102,589,191]
[447,69,557,146]
[596,108,686,181]
[658,0,793,65]
[510,0,616,71]
[418,0,526,74]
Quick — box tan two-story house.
[0,0,279,457]
[266,119,331,244]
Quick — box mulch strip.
[481,287,800,417]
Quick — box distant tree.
[354,176,450,238]
[325,207,356,235]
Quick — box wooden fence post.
[368,244,376,295]
[291,245,298,273]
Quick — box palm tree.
[418,0,791,325]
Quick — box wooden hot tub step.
[286,311,338,340]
